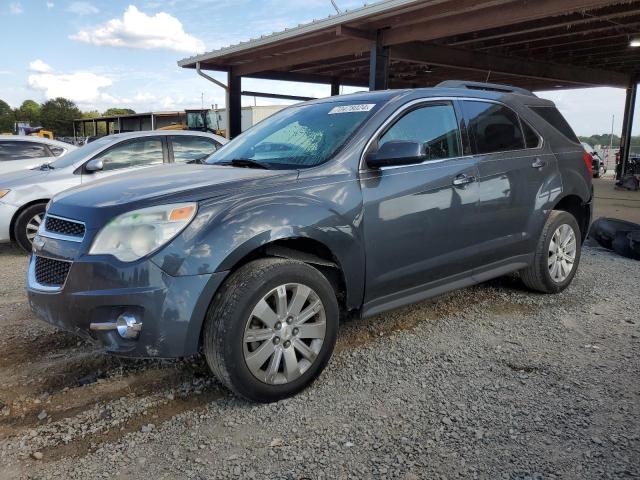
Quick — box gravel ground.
[0,241,638,479]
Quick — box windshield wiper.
[39,163,55,170]
[219,158,269,169]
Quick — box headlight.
[89,203,197,262]
[0,189,10,199]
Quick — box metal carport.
[178,0,639,176]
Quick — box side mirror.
[85,158,104,172]
[366,140,425,169]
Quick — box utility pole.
[609,114,614,170]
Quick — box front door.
[360,101,480,313]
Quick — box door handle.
[452,174,477,187]
[531,158,547,169]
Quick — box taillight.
[583,151,593,175]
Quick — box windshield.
[49,136,112,169]
[205,101,380,169]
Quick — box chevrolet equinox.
[28,81,593,402]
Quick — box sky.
[0,0,638,137]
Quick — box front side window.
[463,101,525,154]
[206,101,381,169]
[378,102,461,160]
[93,138,163,171]
[171,136,220,163]
[0,141,51,160]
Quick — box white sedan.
[0,130,226,251]
[0,135,77,175]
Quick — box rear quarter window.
[529,106,580,144]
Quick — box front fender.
[152,184,365,310]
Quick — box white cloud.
[28,62,114,106]
[70,5,205,53]
[29,59,52,73]
[9,2,23,14]
[67,1,98,15]
[46,2,54,9]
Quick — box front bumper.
[0,201,18,243]
[27,253,228,358]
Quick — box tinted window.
[379,103,461,160]
[170,136,219,163]
[522,120,541,149]
[530,106,579,143]
[463,101,524,154]
[93,138,163,171]
[0,141,51,161]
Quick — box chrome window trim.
[358,96,546,172]
[40,213,86,243]
[28,254,72,292]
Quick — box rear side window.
[0,141,51,160]
[522,120,542,149]
[462,101,524,154]
[49,146,67,157]
[529,106,579,143]
[170,136,220,163]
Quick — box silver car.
[0,135,77,175]
[0,130,226,251]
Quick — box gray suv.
[28,82,592,402]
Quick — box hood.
[49,163,297,226]
[0,167,49,187]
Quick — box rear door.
[461,100,553,269]
[361,100,480,311]
[80,136,166,184]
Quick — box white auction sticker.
[328,104,376,114]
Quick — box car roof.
[0,135,77,149]
[296,86,555,109]
[96,130,224,141]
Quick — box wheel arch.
[551,194,591,241]
[9,199,49,241]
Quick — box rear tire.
[203,258,339,402]
[520,210,582,293]
[13,203,46,252]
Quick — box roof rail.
[436,80,537,97]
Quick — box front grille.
[44,216,85,238]
[34,256,71,287]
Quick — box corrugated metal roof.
[177,0,425,67]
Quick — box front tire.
[13,203,46,252]
[203,258,339,402]
[520,210,582,293]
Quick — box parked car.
[28,82,592,402]
[581,142,606,178]
[0,130,225,251]
[0,135,77,175]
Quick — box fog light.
[116,313,143,339]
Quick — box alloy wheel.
[548,224,577,283]
[243,283,326,385]
[26,213,43,243]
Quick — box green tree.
[40,97,82,136]
[103,108,135,116]
[0,99,14,133]
[16,100,42,124]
